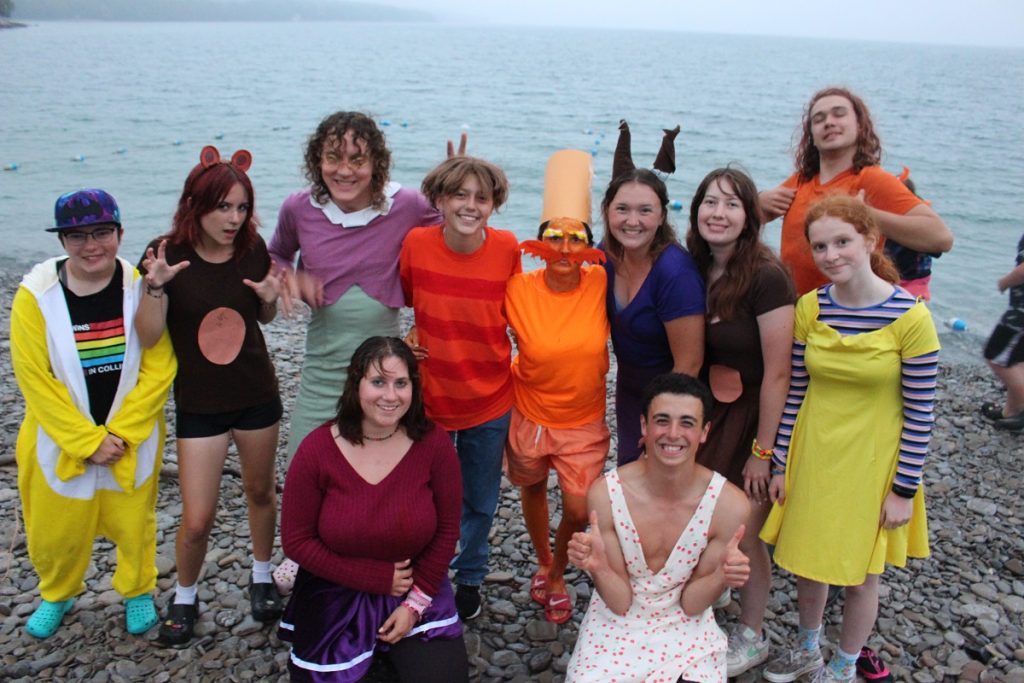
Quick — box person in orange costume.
[505,150,610,625]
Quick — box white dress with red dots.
[566,469,727,683]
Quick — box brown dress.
[697,262,795,486]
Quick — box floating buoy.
[380,119,391,127]
[594,138,601,146]
[114,147,127,155]
[214,132,224,140]
[172,139,183,146]
[460,123,470,131]
[400,121,409,128]
[944,317,967,332]
[3,163,18,171]
[584,128,593,135]
[590,148,598,156]
[669,200,683,211]
[72,154,85,162]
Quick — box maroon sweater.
[281,422,461,598]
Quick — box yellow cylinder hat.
[540,150,593,226]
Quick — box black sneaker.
[157,598,198,648]
[455,584,481,621]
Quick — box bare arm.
[135,240,189,348]
[744,305,794,503]
[567,481,633,615]
[871,203,953,254]
[680,484,750,616]
[665,313,704,376]
[999,262,1024,292]
[758,185,795,224]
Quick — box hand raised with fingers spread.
[243,263,284,304]
[446,132,468,158]
[391,559,413,597]
[142,239,190,288]
[721,524,750,588]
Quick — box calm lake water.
[2,21,1022,356]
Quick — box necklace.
[363,427,400,442]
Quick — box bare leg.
[838,574,879,655]
[175,435,231,586]
[232,423,280,562]
[737,499,773,636]
[521,480,554,571]
[796,576,829,630]
[988,360,1024,416]
[547,491,588,594]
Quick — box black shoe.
[994,411,1024,431]
[455,584,481,621]
[249,578,283,623]
[157,598,198,648]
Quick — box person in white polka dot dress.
[566,373,751,682]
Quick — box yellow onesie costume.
[11,256,175,603]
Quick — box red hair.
[168,161,259,258]
[804,195,899,283]
[795,87,881,182]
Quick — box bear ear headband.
[612,120,680,179]
[200,145,252,173]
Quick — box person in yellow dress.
[12,189,175,639]
[760,195,939,683]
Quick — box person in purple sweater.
[269,112,444,460]
[278,336,468,683]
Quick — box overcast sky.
[384,0,1024,48]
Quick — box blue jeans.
[448,410,511,586]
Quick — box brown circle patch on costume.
[197,307,245,365]
[708,364,742,404]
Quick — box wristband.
[145,285,164,298]
[401,585,432,619]
[751,438,773,461]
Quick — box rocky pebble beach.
[0,267,1020,682]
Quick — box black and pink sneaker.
[856,647,893,682]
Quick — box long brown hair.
[804,195,899,283]
[600,168,677,266]
[686,167,788,320]
[334,337,433,445]
[795,87,881,182]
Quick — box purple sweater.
[269,187,440,308]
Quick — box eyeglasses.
[322,153,369,171]
[63,226,119,246]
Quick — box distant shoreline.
[0,19,28,29]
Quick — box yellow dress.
[760,291,938,585]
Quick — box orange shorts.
[503,406,610,497]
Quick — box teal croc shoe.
[25,598,75,639]
[125,594,159,634]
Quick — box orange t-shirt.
[399,225,521,431]
[506,266,610,429]
[780,165,923,294]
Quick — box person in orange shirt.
[505,151,610,625]
[760,86,953,295]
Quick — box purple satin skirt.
[278,568,463,682]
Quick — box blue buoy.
[590,148,598,156]
[401,121,409,128]
[669,200,683,211]
[72,154,85,162]
[944,317,968,332]
[381,119,391,127]
[584,128,593,135]
[3,163,18,171]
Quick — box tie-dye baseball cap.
[49,189,122,232]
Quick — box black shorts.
[176,396,283,439]
[984,322,1024,367]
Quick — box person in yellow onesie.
[11,189,175,639]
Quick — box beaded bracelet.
[401,585,433,619]
[751,438,773,461]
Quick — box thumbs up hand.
[721,524,750,588]
[568,510,608,574]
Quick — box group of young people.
[11,84,961,682]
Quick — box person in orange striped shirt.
[399,156,521,621]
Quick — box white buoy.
[173,140,183,146]
[72,154,85,162]
[3,163,18,171]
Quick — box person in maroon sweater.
[278,336,468,683]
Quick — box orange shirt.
[399,225,521,431]
[506,266,610,429]
[780,165,923,294]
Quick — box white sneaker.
[726,624,770,677]
[810,664,854,682]
[763,647,825,683]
